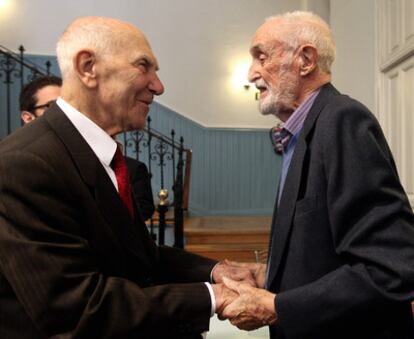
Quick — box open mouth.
[256,87,268,98]
[255,82,268,98]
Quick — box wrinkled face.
[97,29,164,134]
[248,21,299,120]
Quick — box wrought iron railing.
[0,45,54,135]
[0,45,190,248]
[121,121,191,248]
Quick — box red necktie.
[111,145,135,219]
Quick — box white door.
[376,0,414,208]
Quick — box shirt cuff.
[204,282,216,317]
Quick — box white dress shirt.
[56,97,119,191]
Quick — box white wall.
[330,0,376,112]
[0,0,376,127]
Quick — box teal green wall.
[146,103,281,216]
[0,54,281,216]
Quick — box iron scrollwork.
[123,123,188,248]
[0,45,57,135]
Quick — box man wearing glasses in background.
[20,75,62,124]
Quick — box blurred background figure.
[19,75,61,123]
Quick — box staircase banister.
[0,45,56,77]
[141,126,190,152]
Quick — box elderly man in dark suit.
[0,16,255,338]
[221,11,414,339]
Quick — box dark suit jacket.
[267,83,414,339]
[125,157,155,221]
[0,104,216,339]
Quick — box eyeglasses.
[32,100,56,112]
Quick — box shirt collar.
[56,97,117,166]
[283,88,321,136]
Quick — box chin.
[258,100,275,116]
[134,119,147,130]
[129,111,148,130]
[259,109,273,116]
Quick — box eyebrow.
[250,43,266,56]
[135,55,159,71]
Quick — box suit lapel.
[267,83,339,287]
[44,104,156,270]
[267,136,307,286]
[93,167,157,269]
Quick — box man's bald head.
[55,16,164,135]
[56,16,149,80]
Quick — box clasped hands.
[211,260,278,331]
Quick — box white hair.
[266,11,336,74]
[56,17,127,79]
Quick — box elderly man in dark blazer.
[0,16,254,338]
[221,11,414,339]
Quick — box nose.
[149,73,164,96]
[247,61,259,83]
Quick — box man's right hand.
[211,283,238,315]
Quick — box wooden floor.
[184,216,271,262]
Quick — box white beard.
[258,89,283,116]
[256,71,298,117]
[254,53,299,117]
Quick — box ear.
[298,45,318,77]
[73,49,98,88]
[21,111,36,124]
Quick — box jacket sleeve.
[157,245,218,284]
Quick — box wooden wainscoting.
[184,216,271,262]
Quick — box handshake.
[211,260,278,331]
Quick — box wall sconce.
[244,84,260,100]
[0,0,13,18]
[0,0,9,10]
[232,62,250,89]
[231,62,260,100]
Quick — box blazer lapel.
[44,104,156,270]
[267,83,339,287]
[267,136,307,286]
[93,167,157,269]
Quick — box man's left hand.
[212,261,257,287]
